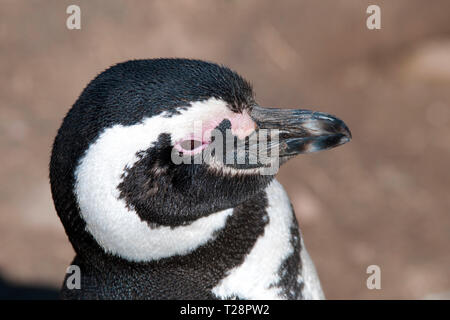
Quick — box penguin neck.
[68,189,270,298]
[92,188,269,267]
[66,180,303,299]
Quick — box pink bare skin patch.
[174,110,256,154]
[229,112,257,140]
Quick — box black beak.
[250,105,351,157]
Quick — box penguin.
[50,58,351,300]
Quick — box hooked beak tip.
[312,111,351,138]
[338,120,352,143]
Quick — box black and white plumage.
[50,58,351,299]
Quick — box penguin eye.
[174,138,208,155]
[180,139,203,151]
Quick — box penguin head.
[50,59,350,262]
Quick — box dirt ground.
[0,0,449,299]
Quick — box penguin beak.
[250,105,351,157]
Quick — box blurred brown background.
[1,0,449,299]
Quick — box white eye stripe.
[74,98,242,261]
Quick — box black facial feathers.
[50,59,256,247]
[117,133,273,226]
